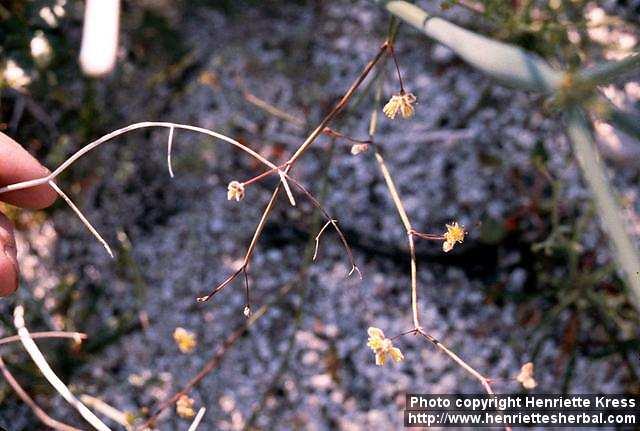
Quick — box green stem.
[578,53,640,87]
[564,106,640,312]
[369,0,563,92]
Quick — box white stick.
[167,126,175,178]
[48,181,114,258]
[187,407,206,431]
[13,306,111,431]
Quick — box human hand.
[0,132,57,296]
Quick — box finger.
[0,213,19,296]
[0,132,57,209]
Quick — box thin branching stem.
[283,174,361,278]
[80,395,132,430]
[13,305,110,431]
[0,122,278,196]
[197,41,390,301]
[187,407,206,431]
[48,180,114,258]
[313,219,336,261]
[0,356,83,431]
[410,229,445,241]
[416,329,495,395]
[167,126,175,178]
[387,43,405,93]
[142,278,298,429]
[323,127,373,145]
[0,331,87,346]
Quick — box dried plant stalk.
[0,331,86,346]
[48,180,114,258]
[13,305,111,431]
[187,407,206,431]
[0,356,83,431]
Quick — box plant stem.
[565,106,640,312]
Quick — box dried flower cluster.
[366,327,404,366]
[350,143,370,155]
[227,180,245,202]
[443,222,465,252]
[383,92,416,119]
[516,362,537,389]
[173,327,197,354]
[176,394,196,419]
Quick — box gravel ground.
[1,1,639,430]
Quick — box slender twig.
[323,127,373,146]
[0,122,282,260]
[372,149,420,328]
[415,328,496,395]
[313,219,336,261]
[142,278,298,429]
[0,122,278,196]
[283,174,361,278]
[167,126,175,178]
[187,407,206,431]
[196,41,389,301]
[409,229,445,241]
[80,394,132,430]
[243,267,251,316]
[241,90,306,128]
[386,43,405,93]
[0,331,87,346]
[0,356,83,431]
[48,180,114,258]
[13,305,111,431]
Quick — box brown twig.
[243,91,307,128]
[0,331,87,346]
[387,43,405,93]
[409,229,445,241]
[0,356,83,431]
[141,277,299,429]
[283,174,361,278]
[196,40,390,301]
[235,76,307,128]
[323,127,373,146]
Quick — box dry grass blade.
[0,356,83,431]
[13,305,111,431]
[242,90,306,128]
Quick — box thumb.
[0,212,19,297]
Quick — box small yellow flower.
[516,362,537,390]
[227,181,245,202]
[176,394,196,419]
[366,327,404,366]
[350,143,369,155]
[383,92,416,119]
[443,222,465,252]
[173,327,197,354]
